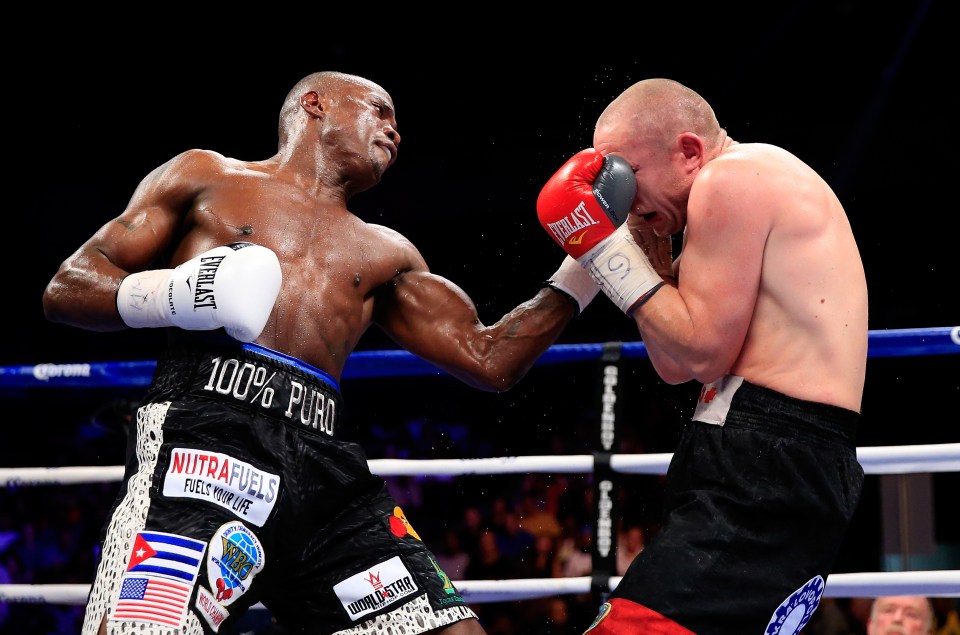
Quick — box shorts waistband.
[151,338,342,439]
[697,377,859,449]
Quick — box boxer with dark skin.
[44,71,596,635]
[43,71,583,388]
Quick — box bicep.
[94,159,197,272]
[679,206,766,356]
[374,270,483,363]
[49,157,197,299]
[43,162,191,327]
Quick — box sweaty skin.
[43,72,574,394]
[43,71,577,635]
[594,78,868,412]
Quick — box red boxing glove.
[537,149,666,315]
[536,148,635,259]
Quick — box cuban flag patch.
[765,575,825,634]
[109,531,206,627]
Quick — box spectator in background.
[459,505,487,565]
[464,529,516,635]
[866,596,934,635]
[0,547,11,628]
[527,534,558,581]
[526,597,579,635]
[932,599,960,635]
[435,527,471,582]
[558,525,593,579]
[517,493,562,541]
[615,525,645,576]
[800,598,863,634]
[494,510,536,564]
[465,530,512,582]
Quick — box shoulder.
[367,223,419,253]
[156,148,235,178]
[688,145,785,237]
[138,149,255,199]
[365,223,428,272]
[366,222,409,243]
[696,143,782,184]
[692,143,808,210]
[137,149,230,188]
[698,143,811,188]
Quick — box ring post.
[591,341,624,606]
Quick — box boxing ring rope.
[4,326,959,388]
[2,326,959,608]
[2,443,959,486]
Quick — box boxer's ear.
[300,91,325,118]
[677,132,705,172]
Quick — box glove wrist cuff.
[581,226,665,315]
[117,269,175,329]
[545,255,599,316]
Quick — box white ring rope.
[3,570,959,606]
[3,443,958,604]
[3,443,959,487]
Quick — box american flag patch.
[113,575,192,627]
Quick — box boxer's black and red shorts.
[590,378,862,635]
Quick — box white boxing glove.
[116,242,282,343]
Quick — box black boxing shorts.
[82,336,476,635]
[586,375,862,635]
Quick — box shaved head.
[595,78,723,152]
[278,71,390,143]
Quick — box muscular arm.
[42,150,209,330]
[373,270,577,392]
[632,164,767,384]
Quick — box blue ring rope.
[2,326,957,389]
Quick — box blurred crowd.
[1,372,957,633]
[4,463,958,634]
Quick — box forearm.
[45,243,282,344]
[377,266,584,391]
[384,280,576,393]
[42,258,127,331]
[453,287,576,391]
[630,286,729,385]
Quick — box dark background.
[8,3,958,356]
[2,2,958,632]
[9,5,956,453]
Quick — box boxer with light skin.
[536,78,869,634]
[43,71,598,635]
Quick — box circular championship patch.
[206,521,265,607]
[765,575,824,635]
